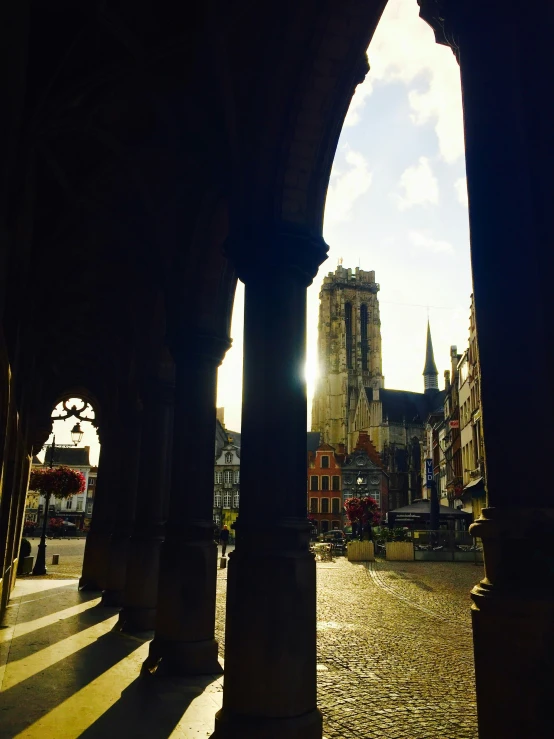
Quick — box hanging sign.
[425,459,434,488]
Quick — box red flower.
[29,466,86,499]
[344,496,381,526]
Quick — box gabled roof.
[35,446,90,467]
[316,442,335,452]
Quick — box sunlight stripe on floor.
[1,597,101,644]
[13,641,149,739]
[1,614,119,690]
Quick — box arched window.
[223,491,232,508]
[214,491,222,507]
[225,452,233,463]
[224,470,232,487]
[234,470,240,484]
[215,471,222,484]
[360,304,368,371]
[345,302,353,368]
[233,491,240,508]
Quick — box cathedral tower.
[311,266,384,449]
[423,320,439,393]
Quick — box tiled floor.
[0,579,222,739]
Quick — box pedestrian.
[220,524,230,556]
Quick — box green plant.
[20,538,32,559]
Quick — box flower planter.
[17,556,34,575]
[385,541,414,561]
[347,541,374,562]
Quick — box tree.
[343,496,381,540]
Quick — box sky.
[46,0,473,462]
[217,0,473,434]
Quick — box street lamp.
[71,422,84,446]
[32,436,58,576]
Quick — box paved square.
[216,557,480,739]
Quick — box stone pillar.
[101,404,142,607]
[213,227,327,739]
[419,3,554,737]
[117,362,174,631]
[79,426,118,591]
[143,334,230,675]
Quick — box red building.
[307,442,345,533]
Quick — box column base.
[469,507,554,739]
[101,588,124,607]
[115,606,157,633]
[79,529,111,591]
[212,708,322,739]
[142,637,222,677]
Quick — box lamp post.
[32,437,57,576]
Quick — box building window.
[321,520,330,533]
[331,498,340,514]
[321,476,329,491]
[233,491,240,508]
[86,502,93,515]
[225,452,233,464]
[332,475,340,491]
[332,520,341,530]
[214,491,222,507]
[321,498,329,513]
[214,513,221,526]
[310,476,318,491]
[76,500,83,511]
[321,455,329,469]
[360,304,368,371]
[215,471,222,484]
[89,478,95,486]
[310,498,318,513]
[224,470,232,487]
[223,491,232,508]
[345,302,353,369]
[234,470,240,484]
[66,499,72,510]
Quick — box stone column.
[101,404,142,607]
[213,227,327,739]
[143,334,230,675]
[117,361,174,631]
[419,3,554,737]
[79,425,119,591]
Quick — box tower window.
[360,304,368,371]
[345,302,353,369]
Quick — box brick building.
[307,442,345,533]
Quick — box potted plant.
[344,497,380,561]
[17,538,34,575]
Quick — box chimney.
[444,370,451,390]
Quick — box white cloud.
[409,230,454,254]
[396,156,439,210]
[324,147,372,226]
[346,0,465,163]
[454,177,468,207]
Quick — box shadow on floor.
[80,673,221,739]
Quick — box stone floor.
[1,549,481,738]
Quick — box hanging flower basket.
[29,466,86,499]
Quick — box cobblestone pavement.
[216,557,481,739]
[20,536,87,578]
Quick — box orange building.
[307,442,345,533]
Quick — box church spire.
[423,321,439,393]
